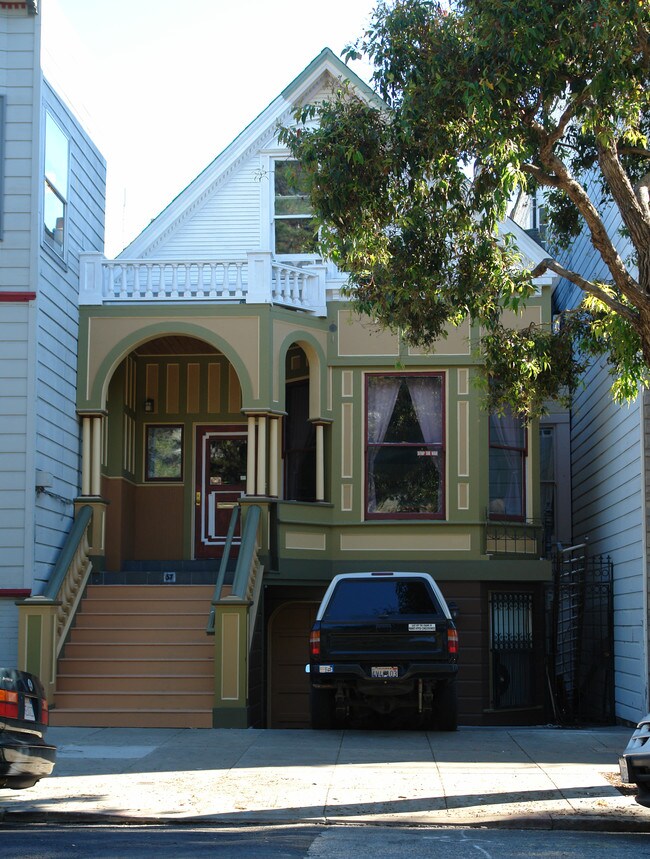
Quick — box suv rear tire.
[436,680,458,732]
[310,686,336,729]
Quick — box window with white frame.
[489,408,527,519]
[273,159,317,255]
[366,373,445,518]
[43,111,69,254]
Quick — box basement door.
[194,426,247,559]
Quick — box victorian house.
[16,47,560,729]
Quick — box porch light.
[144,398,154,413]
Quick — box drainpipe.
[641,389,650,714]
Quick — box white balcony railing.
[79,251,328,316]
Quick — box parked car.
[0,668,56,790]
[307,571,459,730]
[619,714,650,806]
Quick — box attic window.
[273,159,317,255]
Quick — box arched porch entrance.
[100,334,249,570]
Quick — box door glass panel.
[208,439,247,486]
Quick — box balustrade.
[79,252,328,315]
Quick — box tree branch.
[530,257,640,325]
[527,121,642,303]
[598,134,650,251]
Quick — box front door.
[195,426,247,559]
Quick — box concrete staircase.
[50,584,216,728]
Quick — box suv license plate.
[371,666,398,679]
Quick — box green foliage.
[280,0,650,417]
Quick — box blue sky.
[42,0,377,256]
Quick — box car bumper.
[309,661,458,686]
[619,715,650,803]
[0,733,57,786]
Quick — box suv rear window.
[323,578,443,622]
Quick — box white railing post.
[78,252,106,305]
[247,252,273,304]
[308,263,327,316]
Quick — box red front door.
[194,426,247,559]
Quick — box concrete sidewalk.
[1,725,649,831]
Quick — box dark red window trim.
[0,589,31,598]
[0,292,36,302]
[364,371,446,521]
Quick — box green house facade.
[23,49,560,729]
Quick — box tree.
[280,0,650,417]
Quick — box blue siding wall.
[32,82,105,594]
[554,207,647,723]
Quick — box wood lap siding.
[554,171,645,724]
[33,84,106,593]
[0,15,36,286]
[154,153,261,258]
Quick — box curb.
[2,809,650,833]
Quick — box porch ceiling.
[133,336,222,356]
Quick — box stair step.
[61,642,213,659]
[85,584,214,599]
[69,627,209,644]
[57,657,212,676]
[54,690,213,710]
[49,709,213,729]
[74,612,209,629]
[78,598,212,613]
[56,674,213,693]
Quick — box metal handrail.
[43,505,93,600]
[231,505,260,599]
[206,505,241,634]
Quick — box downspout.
[641,389,650,714]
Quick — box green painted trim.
[281,47,382,108]
[268,557,553,583]
[25,614,42,677]
[212,707,250,728]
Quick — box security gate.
[548,544,614,724]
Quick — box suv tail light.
[310,628,321,657]
[0,689,19,719]
[447,627,458,655]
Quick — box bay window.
[366,373,444,518]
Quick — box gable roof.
[119,48,378,259]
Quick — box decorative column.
[312,420,331,503]
[315,422,325,502]
[269,416,279,498]
[246,415,256,496]
[81,416,92,496]
[91,416,102,496]
[256,415,267,496]
[76,414,107,559]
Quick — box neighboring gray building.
[0,2,105,665]
[550,202,648,727]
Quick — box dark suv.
[308,572,459,730]
[0,668,56,790]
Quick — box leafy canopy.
[280,0,650,417]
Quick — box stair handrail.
[230,505,261,600]
[206,504,241,634]
[17,504,94,701]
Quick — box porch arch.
[79,320,256,413]
[275,330,328,420]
